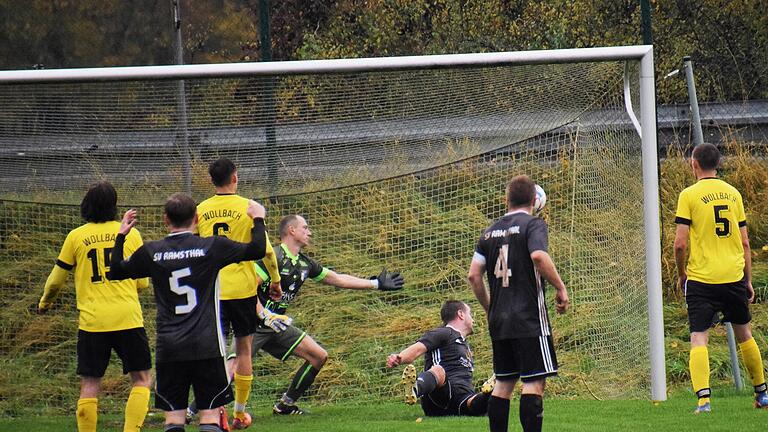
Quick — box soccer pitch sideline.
[1,393,765,432]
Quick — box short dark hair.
[440,300,467,325]
[208,158,237,187]
[80,181,118,223]
[506,175,535,208]
[279,214,301,238]
[692,143,721,171]
[164,193,197,228]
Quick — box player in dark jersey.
[253,214,404,415]
[468,175,569,432]
[386,300,492,417]
[107,193,291,432]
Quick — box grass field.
[1,391,766,431]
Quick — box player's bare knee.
[312,346,328,369]
[428,365,446,386]
[130,370,152,388]
[521,379,545,396]
[732,323,753,343]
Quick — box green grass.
[1,391,766,431]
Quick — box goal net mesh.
[0,58,650,413]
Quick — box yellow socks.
[739,337,767,393]
[689,346,711,405]
[124,386,150,432]
[76,398,98,432]
[233,373,254,419]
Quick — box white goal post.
[0,45,666,402]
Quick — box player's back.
[419,326,474,392]
[141,232,228,362]
[60,221,145,332]
[476,211,550,339]
[197,194,257,300]
[676,178,746,284]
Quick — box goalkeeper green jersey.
[255,243,328,316]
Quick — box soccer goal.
[0,46,665,413]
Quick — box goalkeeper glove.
[258,307,293,332]
[372,268,404,291]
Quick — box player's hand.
[374,269,404,291]
[747,281,755,303]
[119,209,137,235]
[677,273,687,293]
[259,308,292,332]
[269,281,283,301]
[555,288,569,314]
[36,302,50,315]
[386,353,402,368]
[246,200,266,219]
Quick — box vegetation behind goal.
[0,58,652,413]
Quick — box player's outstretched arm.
[322,268,404,291]
[530,250,569,314]
[386,342,428,368]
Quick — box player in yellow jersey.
[674,143,768,413]
[195,158,282,429]
[38,181,151,432]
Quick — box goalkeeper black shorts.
[251,325,307,361]
[685,278,751,333]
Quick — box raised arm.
[386,342,428,368]
[322,268,404,291]
[108,209,151,280]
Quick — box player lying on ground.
[386,300,493,417]
[107,194,291,432]
[38,181,152,432]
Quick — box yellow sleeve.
[57,230,77,267]
[262,233,281,283]
[39,264,69,309]
[675,190,691,222]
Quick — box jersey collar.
[504,209,530,216]
[167,230,193,237]
[280,243,300,261]
[446,324,465,340]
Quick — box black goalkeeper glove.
[373,268,404,291]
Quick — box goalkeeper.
[256,214,404,415]
[386,300,492,417]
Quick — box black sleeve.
[107,234,152,280]
[212,217,267,267]
[527,218,549,254]
[417,328,451,352]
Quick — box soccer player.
[467,175,569,432]
[37,181,151,432]
[195,158,282,429]
[255,214,404,415]
[107,193,292,432]
[674,143,768,413]
[386,300,492,417]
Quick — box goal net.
[0,47,663,413]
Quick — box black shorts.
[220,295,259,338]
[685,279,751,332]
[155,357,233,412]
[76,327,151,377]
[420,381,483,417]
[252,325,307,361]
[492,336,558,383]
